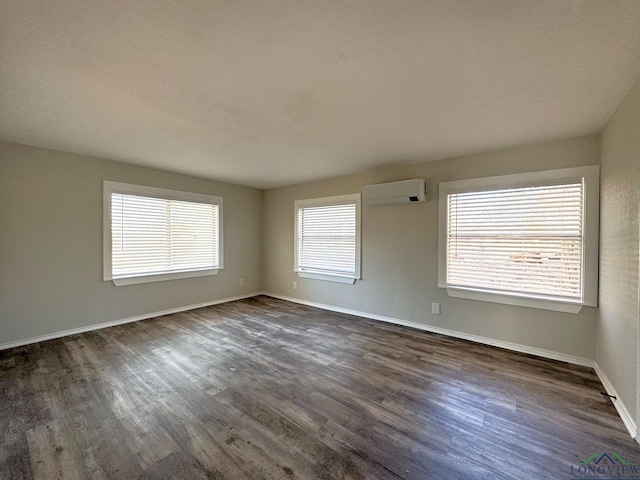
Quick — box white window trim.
[294,193,362,284]
[438,165,599,313]
[103,181,223,286]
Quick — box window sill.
[441,286,586,313]
[297,271,357,284]
[109,268,220,286]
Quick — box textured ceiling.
[2,1,640,189]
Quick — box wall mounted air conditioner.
[362,179,427,206]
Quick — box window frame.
[294,193,362,284]
[103,181,224,286]
[438,165,599,313]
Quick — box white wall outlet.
[293,281,298,290]
[239,278,244,286]
[431,303,441,315]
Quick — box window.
[103,181,223,286]
[438,166,599,313]
[294,194,361,284]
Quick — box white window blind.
[294,194,361,283]
[111,193,220,279]
[446,182,584,301]
[104,181,223,285]
[298,203,356,276]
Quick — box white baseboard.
[0,292,262,351]
[264,292,594,367]
[593,363,637,440]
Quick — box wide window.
[438,166,599,312]
[294,194,361,284]
[104,181,223,286]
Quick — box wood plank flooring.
[1,295,638,479]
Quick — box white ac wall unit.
[362,179,427,206]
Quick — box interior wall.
[0,142,263,347]
[597,77,640,426]
[263,135,600,361]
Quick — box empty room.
[2,1,640,479]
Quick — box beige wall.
[263,136,600,360]
[597,78,640,424]
[0,134,610,364]
[0,142,262,346]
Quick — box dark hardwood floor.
[1,295,638,479]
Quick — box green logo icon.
[580,452,635,466]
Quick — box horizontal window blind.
[111,193,219,279]
[297,203,356,276]
[446,182,584,300]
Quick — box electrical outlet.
[293,281,298,290]
[239,278,244,286]
[431,303,441,315]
